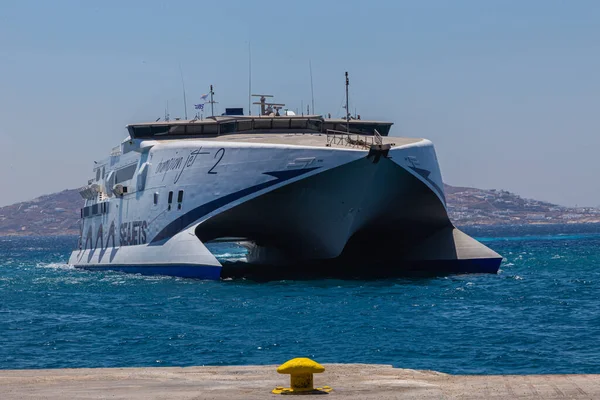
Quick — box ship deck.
[165,132,423,149]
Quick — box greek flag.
[194,103,204,110]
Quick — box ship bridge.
[127,115,393,140]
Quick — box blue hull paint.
[76,264,222,280]
[219,257,503,280]
[75,258,500,281]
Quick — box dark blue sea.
[1,224,599,374]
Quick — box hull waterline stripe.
[151,167,320,243]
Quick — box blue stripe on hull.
[76,264,222,280]
[151,167,320,243]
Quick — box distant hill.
[0,189,81,236]
[444,185,600,225]
[1,185,599,236]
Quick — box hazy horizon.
[1,0,599,208]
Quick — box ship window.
[95,169,101,181]
[290,119,308,129]
[272,119,291,129]
[133,126,152,138]
[307,119,322,131]
[83,207,90,217]
[151,125,170,135]
[219,122,236,134]
[167,125,185,135]
[203,124,218,134]
[349,123,372,135]
[237,120,252,132]
[92,204,99,215]
[186,125,203,135]
[115,164,137,184]
[254,119,272,129]
[168,191,173,204]
[177,190,183,210]
[154,192,159,205]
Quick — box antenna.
[345,71,350,133]
[252,94,282,115]
[209,85,215,117]
[309,60,315,115]
[248,41,252,116]
[178,64,188,120]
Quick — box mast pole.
[345,71,350,133]
[210,85,214,117]
[248,42,252,116]
[179,64,188,120]
[309,60,315,115]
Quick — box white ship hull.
[69,120,501,279]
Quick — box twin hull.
[69,138,501,279]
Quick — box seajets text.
[120,221,148,246]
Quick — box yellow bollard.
[272,358,332,395]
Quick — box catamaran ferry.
[69,85,501,279]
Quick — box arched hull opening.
[195,156,501,279]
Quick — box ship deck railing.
[326,129,382,149]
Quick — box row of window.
[93,163,137,184]
[129,119,394,139]
[130,118,324,138]
[80,189,184,219]
[95,166,105,182]
[81,202,109,218]
[154,190,184,210]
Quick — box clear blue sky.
[1,0,599,207]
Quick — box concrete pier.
[1,364,599,399]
